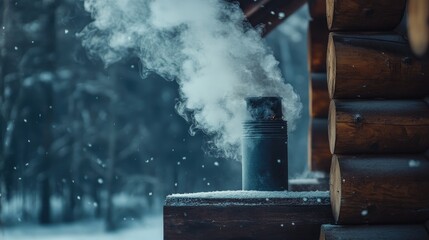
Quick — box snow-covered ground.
[0,215,163,240]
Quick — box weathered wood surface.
[164,191,333,240]
[408,0,429,57]
[326,0,406,31]
[330,155,429,224]
[327,33,429,99]
[235,0,306,36]
[320,224,429,240]
[328,100,429,154]
[308,20,329,73]
[308,118,331,173]
[310,73,329,117]
[308,0,326,19]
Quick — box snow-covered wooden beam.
[164,191,332,240]
[289,177,329,191]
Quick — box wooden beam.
[308,20,329,73]
[327,33,429,99]
[308,118,331,173]
[308,0,326,20]
[326,0,406,31]
[330,155,429,224]
[329,100,429,154]
[164,191,333,240]
[234,0,306,36]
[320,224,429,240]
[310,73,329,118]
[408,0,429,57]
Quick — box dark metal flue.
[242,97,288,191]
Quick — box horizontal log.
[310,73,329,117]
[320,224,429,240]
[329,100,429,154]
[408,0,429,57]
[308,20,329,73]
[327,33,429,99]
[330,155,429,224]
[308,118,331,173]
[308,0,326,19]
[164,191,333,240]
[326,0,406,31]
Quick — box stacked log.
[408,0,429,57]
[330,155,429,224]
[307,0,331,174]
[327,33,429,99]
[328,100,429,154]
[326,0,406,31]
[323,0,429,238]
[320,224,429,240]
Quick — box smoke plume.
[79,0,302,160]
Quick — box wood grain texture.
[310,73,329,118]
[237,0,306,36]
[328,100,429,154]
[308,20,329,73]
[327,33,429,99]
[330,155,429,224]
[308,118,331,173]
[309,0,326,19]
[408,0,429,57]
[164,191,333,240]
[327,0,406,31]
[320,224,429,240]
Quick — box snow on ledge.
[168,190,329,199]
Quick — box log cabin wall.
[308,0,331,174]
[322,0,429,238]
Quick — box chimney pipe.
[242,97,288,191]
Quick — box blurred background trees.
[0,0,308,232]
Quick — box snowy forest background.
[0,0,309,238]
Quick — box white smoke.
[79,0,302,160]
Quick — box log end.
[326,0,335,30]
[408,0,429,56]
[327,33,336,99]
[330,155,341,223]
[319,226,326,240]
[328,100,336,154]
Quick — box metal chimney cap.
[246,96,283,120]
